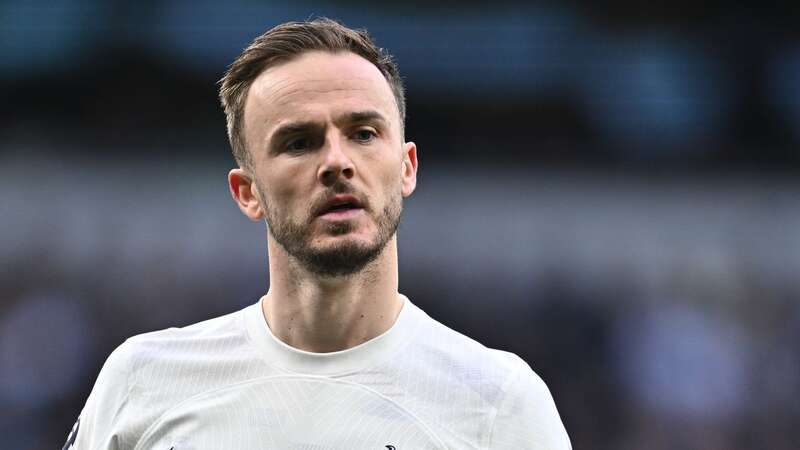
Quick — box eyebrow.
[270,121,323,142]
[336,110,388,127]
[268,110,389,145]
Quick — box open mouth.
[317,195,365,218]
[325,202,359,213]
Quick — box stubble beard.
[257,180,402,278]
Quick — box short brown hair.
[218,18,406,169]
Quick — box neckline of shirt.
[242,293,420,376]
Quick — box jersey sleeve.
[64,341,136,450]
[487,358,572,450]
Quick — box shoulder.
[99,306,253,390]
[127,305,248,347]
[70,305,263,448]
[120,305,254,368]
[487,361,572,449]
[398,302,534,412]
[120,306,259,391]
[394,302,570,447]
[410,309,571,449]
[408,303,527,381]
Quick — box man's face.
[239,51,417,277]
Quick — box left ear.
[401,141,418,197]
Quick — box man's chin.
[311,230,372,246]
[299,240,384,277]
[314,215,369,237]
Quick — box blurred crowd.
[2,1,800,449]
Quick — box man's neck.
[262,236,403,353]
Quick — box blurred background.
[2,1,799,449]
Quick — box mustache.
[309,182,369,217]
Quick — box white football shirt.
[67,295,571,449]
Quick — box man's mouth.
[317,194,365,219]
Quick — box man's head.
[221,19,418,278]
[219,18,406,171]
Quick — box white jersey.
[67,295,571,449]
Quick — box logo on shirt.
[386,446,396,450]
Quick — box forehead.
[244,51,398,131]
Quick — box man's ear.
[228,168,266,221]
[401,141,418,198]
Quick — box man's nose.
[317,136,355,186]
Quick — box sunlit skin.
[228,51,418,352]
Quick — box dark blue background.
[2,2,799,449]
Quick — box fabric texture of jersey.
[69,295,571,449]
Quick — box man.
[66,18,571,449]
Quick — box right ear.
[228,168,266,221]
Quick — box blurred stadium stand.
[2,2,799,449]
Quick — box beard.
[256,179,402,278]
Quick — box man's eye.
[286,138,310,152]
[352,129,376,143]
